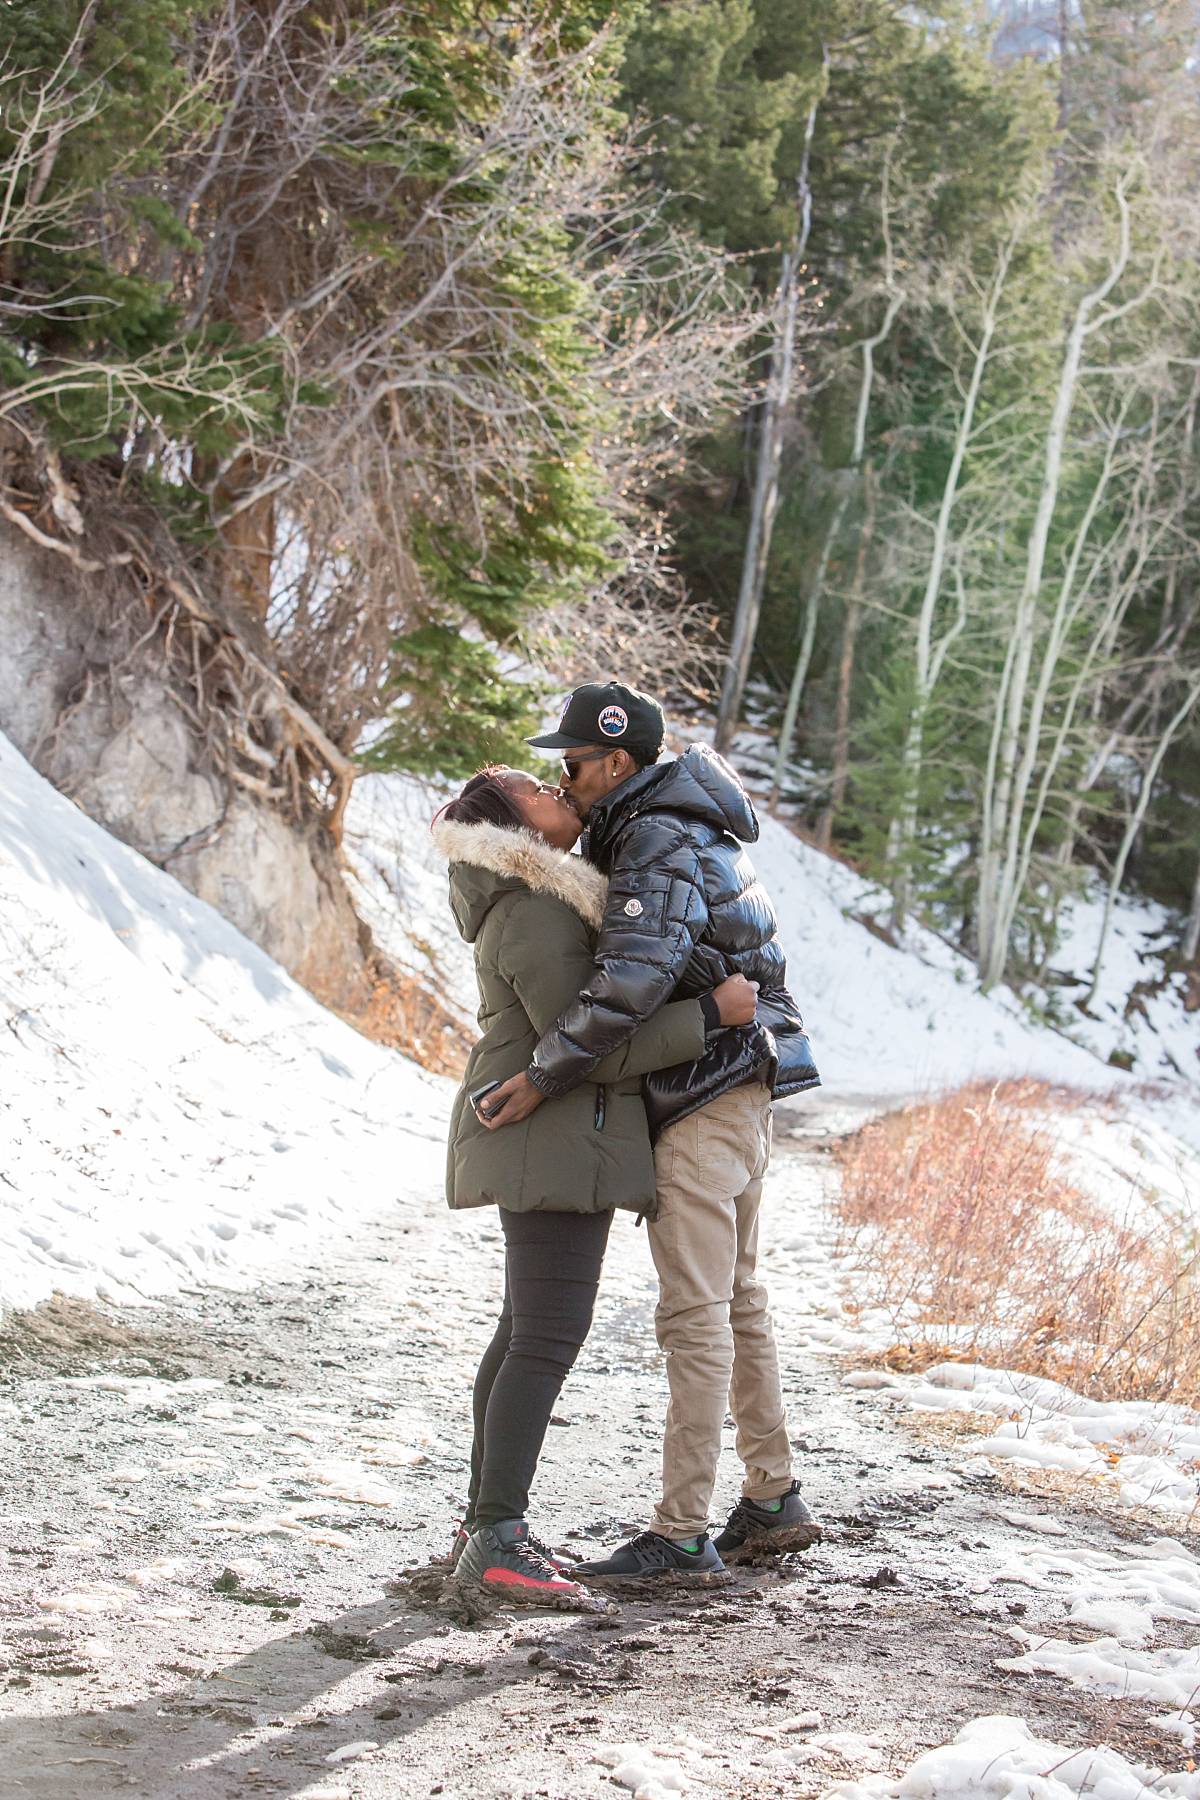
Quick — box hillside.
[4,727,1198,1317]
[0,731,448,1312]
[347,762,1200,1178]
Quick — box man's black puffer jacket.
[526,745,820,1138]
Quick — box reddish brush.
[354,969,470,1076]
[834,1081,1200,1406]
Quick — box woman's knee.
[505,1329,583,1378]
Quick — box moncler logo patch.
[599,704,628,737]
[623,897,643,917]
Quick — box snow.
[999,1628,1200,1712]
[847,1363,1200,1517]
[0,728,449,1312]
[595,1742,694,1799]
[1051,887,1200,1086]
[1040,1106,1200,1232]
[747,813,1116,1101]
[324,1742,378,1765]
[821,1713,1200,1800]
[345,770,478,1032]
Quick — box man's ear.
[612,748,638,782]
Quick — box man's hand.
[713,974,759,1026]
[477,1070,546,1130]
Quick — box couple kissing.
[430,680,821,1606]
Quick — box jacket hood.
[432,818,608,943]
[588,744,759,855]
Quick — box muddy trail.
[0,1119,1190,1800]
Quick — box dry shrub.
[835,1080,1200,1406]
[350,967,471,1080]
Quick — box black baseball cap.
[527,681,665,756]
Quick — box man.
[480,680,821,1585]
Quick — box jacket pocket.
[604,879,669,934]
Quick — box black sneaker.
[714,1481,822,1561]
[572,1530,730,1588]
[454,1518,589,1605]
[448,1518,572,1572]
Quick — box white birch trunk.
[1085,680,1200,1006]
[768,285,903,807]
[885,229,1017,925]
[1182,855,1200,963]
[977,175,1134,991]
[715,89,821,756]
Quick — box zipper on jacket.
[594,1086,606,1131]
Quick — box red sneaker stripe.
[483,1567,575,1591]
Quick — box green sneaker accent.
[675,1538,702,1553]
[761,1498,784,1513]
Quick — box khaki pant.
[646,1081,794,1541]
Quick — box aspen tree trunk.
[978,176,1134,991]
[999,403,1147,940]
[769,287,903,806]
[1085,681,1200,1006]
[884,227,1017,927]
[818,459,875,850]
[715,78,823,755]
[1182,856,1200,963]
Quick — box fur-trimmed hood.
[431,817,608,942]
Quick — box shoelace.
[627,1530,682,1566]
[513,1537,563,1579]
[460,1522,566,1569]
[721,1499,763,1541]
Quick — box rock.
[0,524,373,1014]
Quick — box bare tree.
[976,108,1200,989]
[1084,677,1200,1006]
[769,146,908,813]
[713,64,824,755]
[2,4,758,832]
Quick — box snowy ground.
[0,731,447,1312]
[2,1117,1198,1799]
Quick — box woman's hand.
[713,974,759,1026]
[476,1069,546,1129]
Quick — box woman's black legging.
[467,1207,612,1528]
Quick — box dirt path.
[0,1120,1188,1800]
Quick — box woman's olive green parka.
[434,818,706,1218]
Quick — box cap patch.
[598,704,629,738]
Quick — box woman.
[432,765,756,1604]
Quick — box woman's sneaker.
[454,1518,589,1604]
[448,1518,572,1572]
[714,1481,822,1561]
[573,1530,730,1588]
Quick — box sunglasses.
[560,747,612,782]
